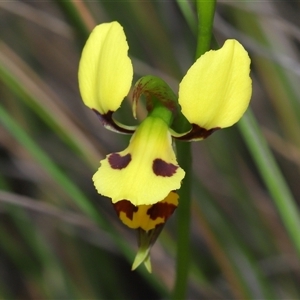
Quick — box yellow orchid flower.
[78,21,252,271]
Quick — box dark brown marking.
[108,153,131,169]
[92,109,135,134]
[113,200,138,220]
[152,159,178,177]
[174,123,220,141]
[147,202,177,221]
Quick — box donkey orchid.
[78,21,252,272]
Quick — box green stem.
[196,0,216,58]
[172,1,216,298]
[172,141,192,299]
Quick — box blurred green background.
[1,1,300,299]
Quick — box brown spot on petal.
[147,201,177,221]
[113,200,138,220]
[174,123,220,141]
[108,153,131,169]
[92,109,135,134]
[153,159,178,177]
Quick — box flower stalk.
[172,1,217,298]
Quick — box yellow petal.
[93,117,185,206]
[178,39,252,129]
[78,21,133,114]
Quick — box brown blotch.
[108,153,131,169]
[174,123,220,141]
[113,200,138,220]
[153,159,178,177]
[92,109,135,134]
[147,202,177,221]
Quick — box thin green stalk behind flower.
[173,1,216,298]
[195,0,216,58]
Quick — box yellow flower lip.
[78,21,133,115]
[93,116,185,206]
[178,39,252,133]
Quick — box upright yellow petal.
[178,40,252,129]
[78,21,133,114]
